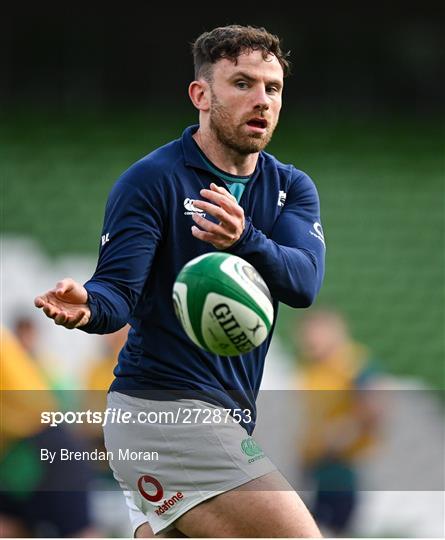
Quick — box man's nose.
[253,86,269,110]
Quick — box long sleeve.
[80,167,165,334]
[228,170,325,308]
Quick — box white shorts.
[103,391,276,535]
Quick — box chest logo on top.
[183,198,206,216]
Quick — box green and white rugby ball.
[172,253,274,356]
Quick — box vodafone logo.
[155,492,184,516]
[137,475,164,502]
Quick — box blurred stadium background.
[1,2,444,538]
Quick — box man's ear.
[188,80,210,111]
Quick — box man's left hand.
[191,183,245,249]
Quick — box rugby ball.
[172,253,274,356]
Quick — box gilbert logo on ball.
[172,253,274,356]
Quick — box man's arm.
[192,174,325,308]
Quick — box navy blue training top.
[81,125,326,433]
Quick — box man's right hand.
[34,278,91,329]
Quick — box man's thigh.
[174,471,321,538]
[105,393,278,536]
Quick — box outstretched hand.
[34,278,91,329]
[191,183,245,249]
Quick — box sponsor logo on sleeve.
[101,232,110,246]
[309,222,325,245]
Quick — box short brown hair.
[192,24,291,81]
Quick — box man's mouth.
[246,118,268,129]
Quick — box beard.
[209,88,277,155]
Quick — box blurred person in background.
[12,314,78,411]
[77,325,133,537]
[85,325,129,391]
[14,315,58,383]
[0,325,102,538]
[81,325,130,477]
[294,308,384,537]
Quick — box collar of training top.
[181,124,264,179]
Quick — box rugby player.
[35,25,325,537]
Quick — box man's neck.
[192,127,258,177]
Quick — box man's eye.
[235,81,249,89]
[267,86,279,94]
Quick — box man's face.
[207,49,284,155]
